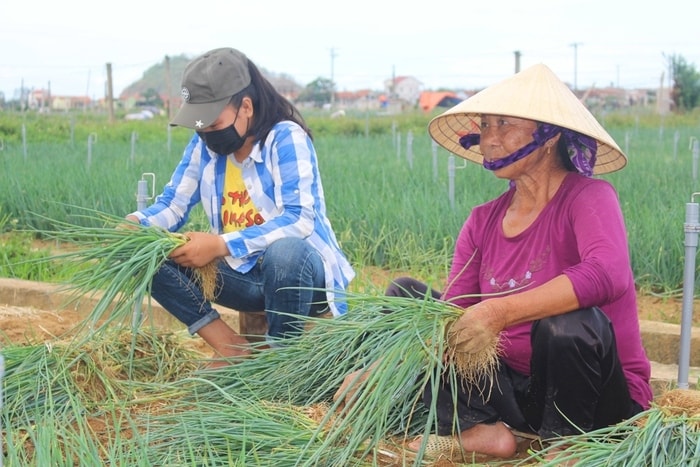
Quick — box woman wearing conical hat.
[338,64,652,460]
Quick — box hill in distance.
[119,54,304,100]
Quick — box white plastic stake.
[130,131,138,164]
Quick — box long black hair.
[229,59,312,143]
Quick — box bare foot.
[407,436,428,451]
[543,445,578,465]
[407,422,517,458]
[197,318,254,368]
[459,422,517,458]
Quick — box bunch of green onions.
[1,327,201,465]
[144,293,499,465]
[22,207,217,337]
[522,389,700,466]
[7,207,511,465]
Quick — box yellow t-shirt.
[222,158,264,233]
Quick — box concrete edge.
[0,277,238,329]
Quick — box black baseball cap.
[170,47,251,129]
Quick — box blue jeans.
[150,237,327,343]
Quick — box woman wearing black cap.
[126,47,354,367]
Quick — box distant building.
[27,89,92,111]
[385,76,422,107]
[334,89,383,110]
[576,86,668,112]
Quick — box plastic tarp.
[419,91,462,112]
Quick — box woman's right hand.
[333,361,380,409]
[448,301,504,354]
[118,215,141,230]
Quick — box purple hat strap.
[458,123,597,177]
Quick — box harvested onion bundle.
[26,207,218,335]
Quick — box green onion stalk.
[521,402,700,466]
[21,207,218,340]
[145,293,499,466]
[11,207,507,465]
[142,388,342,466]
[1,328,200,465]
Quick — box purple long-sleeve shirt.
[442,172,652,409]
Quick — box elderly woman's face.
[479,114,538,163]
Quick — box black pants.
[386,277,642,440]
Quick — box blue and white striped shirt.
[130,120,355,316]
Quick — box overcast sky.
[2,0,698,100]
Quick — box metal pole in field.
[679,193,700,389]
[448,156,455,210]
[130,131,138,165]
[447,156,468,210]
[86,133,97,169]
[692,138,699,191]
[22,124,27,160]
[136,179,149,210]
[406,131,413,169]
[432,140,439,182]
[673,131,680,160]
[396,131,401,160]
[132,173,155,329]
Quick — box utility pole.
[514,51,521,73]
[570,42,582,91]
[21,78,26,112]
[106,62,115,123]
[165,55,172,119]
[330,47,338,107]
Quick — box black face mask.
[197,124,246,155]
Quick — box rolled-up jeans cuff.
[186,309,221,335]
[265,334,286,348]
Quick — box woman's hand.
[448,301,505,354]
[333,360,381,409]
[117,215,141,230]
[169,232,228,268]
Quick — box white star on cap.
[195,120,204,128]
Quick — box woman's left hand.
[447,302,504,354]
[169,232,227,268]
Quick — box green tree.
[666,54,700,111]
[296,77,334,107]
[142,88,164,107]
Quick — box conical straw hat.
[428,64,627,174]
